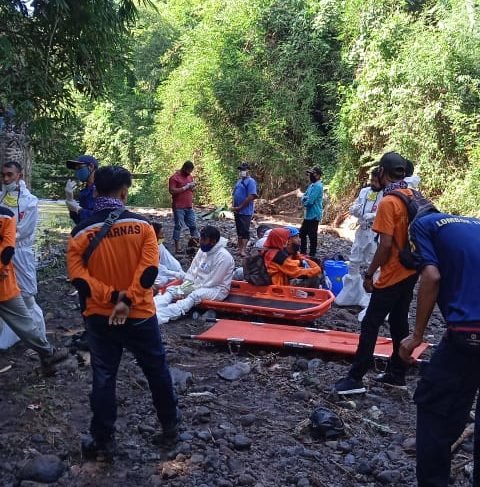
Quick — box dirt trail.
[0,209,473,487]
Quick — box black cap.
[66,154,99,170]
[238,162,250,170]
[405,159,414,177]
[378,152,408,175]
[306,166,323,176]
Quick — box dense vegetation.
[2,0,480,215]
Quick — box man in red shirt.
[169,161,199,254]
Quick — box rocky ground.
[0,208,475,487]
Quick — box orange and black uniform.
[67,209,159,318]
[0,207,20,301]
[0,207,53,356]
[264,228,321,286]
[267,255,321,286]
[348,187,418,382]
[67,207,177,444]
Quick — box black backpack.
[388,189,439,270]
[243,253,272,286]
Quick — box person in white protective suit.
[335,168,383,308]
[336,162,421,318]
[155,225,234,324]
[0,161,46,341]
[150,221,184,287]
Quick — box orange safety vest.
[0,207,21,301]
[67,209,159,319]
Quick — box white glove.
[363,212,376,222]
[65,179,77,201]
[168,283,193,299]
[180,280,195,296]
[166,285,182,299]
[66,199,80,213]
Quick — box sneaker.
[40,347,69,376]
[373,373,407,390]
[334,376,366,395]
[81,435,116,463]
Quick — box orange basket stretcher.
[186,319,430,361]
[199,280,335,322]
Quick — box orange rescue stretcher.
[199,280,335,322]
[186,319,430,361]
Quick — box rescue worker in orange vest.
[264,228,321,286]
[0,206,67,374]
[67,166,178,462]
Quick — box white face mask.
[240,171,247,178]
[3,182,18,192]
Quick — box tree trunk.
[0,121,31,188]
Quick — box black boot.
[81,435,117,463]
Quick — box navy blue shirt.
[70,185,95,224]
[410,213,480,325]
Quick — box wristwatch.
[363,272,373,280]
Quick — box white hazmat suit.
[154,243,184,286]
[335,186,383,307]
[155,237,234,324]
[0,180,46,349]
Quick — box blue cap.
[66,154,99,170]
[285,226,299,237]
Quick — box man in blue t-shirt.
[400,212,480,487]
[231,162,258,257]
[300,166,323,257]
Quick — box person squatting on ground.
[335,168,383,308]
[155,226,234,325]
[65,154,99,224]
[0,204,67,374]
[299,166,324,258]
[231,162,258,257]
[67,166,178,461]
[400,213,480,487]
[0,161,46,341]
[334,152,418,395]
[150,222,184,288]
[169,161,199,254]
[263,228,322,286]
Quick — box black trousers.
[415,334,480,486]
[349,273,417,380]
[300,219,319,256]
[86,314,177,441]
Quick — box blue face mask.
[75,166,90,182]
[200,243,215,253]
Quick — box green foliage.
[146,0,344,203]
[0,0,151,123]
[333,0,480,215]
[17,0,480,216]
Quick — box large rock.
[232,434,252,451]
[169,367,193,392]
[217,362,251,381]
[376,470,401,484]
[18,455,66,483]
